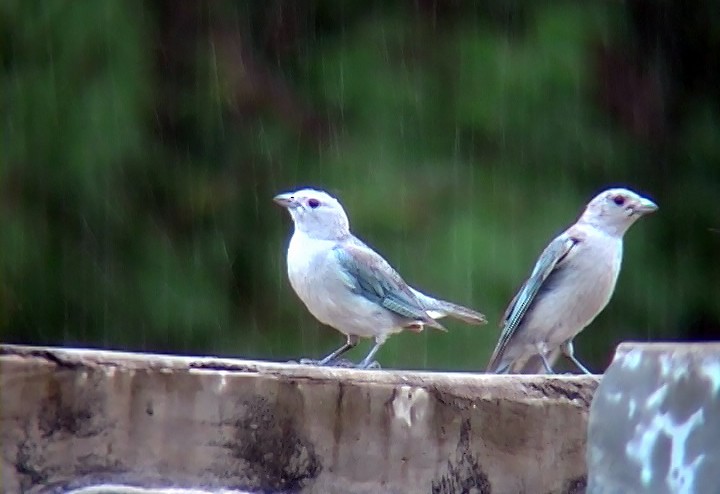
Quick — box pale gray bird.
[486,188,658,375]
[274,188,487,369]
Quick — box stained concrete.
[587,342,720,494]
[1,345,598,493]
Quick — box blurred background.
[2,0,718,372]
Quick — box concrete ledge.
[1,345,598,494]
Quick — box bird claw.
[357,360,382,370]
[324,358,357,368]
[295,357,357,368]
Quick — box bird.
[486,187,658,375]
[274,187,487,369]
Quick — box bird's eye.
[613,195,626,206]
[308,198,320,209]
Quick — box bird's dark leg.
[535,343,556,374]
[560,339,592,375]
[540,354,555,374]
[356,336,386,369]
[314,335,359,366]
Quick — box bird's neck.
[293,225,352,242]
[577,216,630,238]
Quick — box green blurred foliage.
[1,0,718,371]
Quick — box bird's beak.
[273,192,299,209]
[635,197,659,214]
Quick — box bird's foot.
[356,360,382,370]
[295,357,357,368]
[326,358,359,368]
[295,358,321,365]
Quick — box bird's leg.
[539,354,555,374]
[560,339,592,375]
[356,335,386,369]
[535,343,556,374]
[315,335,359,366]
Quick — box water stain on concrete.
[431,419,491,494]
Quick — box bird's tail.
[411,289,487,325]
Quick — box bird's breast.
[528,236,623,344]
[286,235,334,297]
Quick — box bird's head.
[580,187,658,236]
[274,188,350,240]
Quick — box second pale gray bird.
[486,187,658,375]
[275,188,487,369]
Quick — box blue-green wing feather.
[333,243,443,328]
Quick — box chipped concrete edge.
[0,344,600,405]
[1,344,600,493]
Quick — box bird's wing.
[333,242,445,330]
[487,233,581,371]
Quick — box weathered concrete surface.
[1,345,598,494]
[587,342,720,494]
